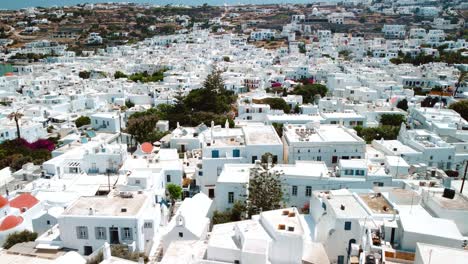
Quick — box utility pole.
[461,160,468,194]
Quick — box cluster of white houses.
[0,4,467,264]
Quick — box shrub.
[3,230,38,249]
[75,116,91,128]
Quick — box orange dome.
[0,196,8,208]
[0,215,23,231]
[9,193,39,210]
[4,72,14,77]
[141,142,153,154]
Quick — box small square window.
[178,232,183,238]
[344,221,352,230]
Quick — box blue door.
[212,150,219,158]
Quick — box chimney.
[103,242,111,260]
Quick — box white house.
[161,193,213,251]
[282,123,366,166]
[58,191,160,255]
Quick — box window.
[305,186,312,197]
[212,150,219,158]
[121,227,132,240]
[166,175,171,183]
[292,186,298,196]
[95,227,106,240]
[233,149,240,158]
[273,155,278,164]
[144,222,153,228]
[228,192,234,204]
[135,179,141,184]
[317,156,321,161]
[178,232,183,238]
[46,220,51,225]
[337,255,344,264]
[251,156,257,163]
[355,170,365,176]
[76,226,88,239]
[344,221,352,230]
[448,155,452,160]
[344,169,354,176]
[322,202,327,210]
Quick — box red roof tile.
[0,215,23,231]
[9,193,39,210]
[0,196,8,208]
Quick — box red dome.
[9,193,39,210]
[0,215,23,231]
[141,142,153,154]
[0,196,8,208]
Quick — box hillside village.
[0,1,468,264]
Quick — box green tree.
[78,70,91,79]
[354,125,400,143]
[114,71,128,79]
[3,230,38,249]
[380,114,406,126]
[212,201,246,224]
[293,104,300,113]
[396,99,408,111]
[247,164,284,216]
[8,111,23,140]
[125,99,135,108]
[184,68,235,114]
[449,100,468,121]
[272,122,283,137]
[75,116,90,128]
[261,97,291,113]
[166,183,182,205]
[126,115,159,143]
[293,84,328,104]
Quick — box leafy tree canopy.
[75,116,90,128]
[3,230,38,249]
[292,84,328,104]
[247,165,284,216]
[449,100,468,121]
[166,183,182,203]
[380,114,406,126]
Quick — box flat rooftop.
[242,125,282,145]
[359,194,395,215]
[400,215,463,240]
[63,192,147,216]
[431,192,468,210]
[416,243,468,264]
[261,208,304,235]
[327,192,369,219]
[271,161,329,178]
[217,164,253,183]
[376,140,420,155]
[284,124,363,143]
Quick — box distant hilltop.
[1,0,318,10]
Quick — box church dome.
[0,215,23,231]
[0,196,8,208]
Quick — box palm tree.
[8,111,23,140]
[453,71,467,98]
